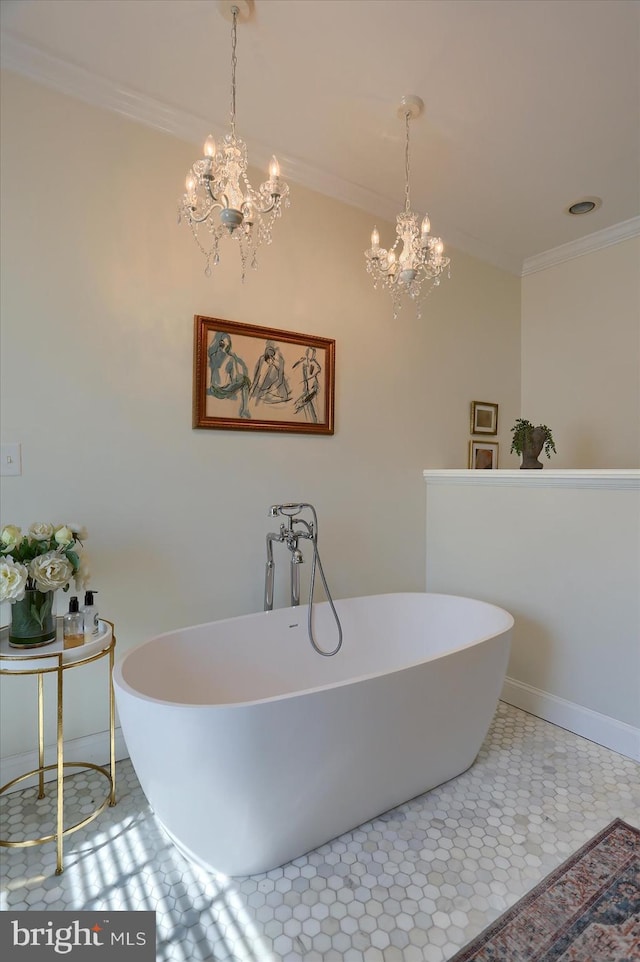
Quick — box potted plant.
[510,419,556,469]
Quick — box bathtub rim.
[112,591,514,712]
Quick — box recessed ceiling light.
[566,197,602,216]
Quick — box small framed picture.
[469,440,499,470]
[470,401,498,435]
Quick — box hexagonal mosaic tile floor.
[1,702,638,961]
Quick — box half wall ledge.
[423,469,640,490]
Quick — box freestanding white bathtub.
[113,592,513,877]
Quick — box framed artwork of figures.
[193,315,335,434]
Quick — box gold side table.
[0,619,117,874]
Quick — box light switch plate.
[1,443,22,476]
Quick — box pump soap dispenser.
[81,590,99,636]
[63,597,84,648]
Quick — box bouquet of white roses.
[0,522,89,604]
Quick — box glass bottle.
[63,596,84,648]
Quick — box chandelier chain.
[230,6,238,138]
[404,111,411,214]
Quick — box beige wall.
[0,71,521,757]
[521,238,640,468]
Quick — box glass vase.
[8,588,56,648]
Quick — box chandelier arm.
[186,201,225,224]
[248,195,278,215]
[217,191,233,210]
[375,248,395,275]
[202,177,226,207]
[194,176,227,212]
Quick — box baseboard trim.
[0,727,130,793]
[501,677,640,762]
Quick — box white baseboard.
[501,676,640,762]
[0,727,130,794]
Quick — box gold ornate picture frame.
[469,440,499,469]
[193,315,335,434]
[470,400,498,435]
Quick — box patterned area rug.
[449,818,639,961]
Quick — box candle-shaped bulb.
[371,226,380,249]
[421,215,431,236]
[204,135,216,159]
[269,155,280,179]
[434,238,444,255]
[388,250,396,265]
[185,173,196,194]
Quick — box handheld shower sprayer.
[264,502,343,656]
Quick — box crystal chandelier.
[178,1,289,278]
[365,96,450,318]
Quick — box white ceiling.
[2,0,639,274]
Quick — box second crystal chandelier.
[365,96,450,318]
[178,1,289,278]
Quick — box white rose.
[68,523,88,541]
[30,551,74,592]
[0,557,28,602]
[29,522,55,542]
[54,525,74,547]
[74,556,91,592]
[1,525,22,550]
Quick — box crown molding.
[0,34,397,220]
[522,216,640,276]
[0,33,526,275]
[0,33,199,140]
[423,469,640,490]
[9,32,632,279]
